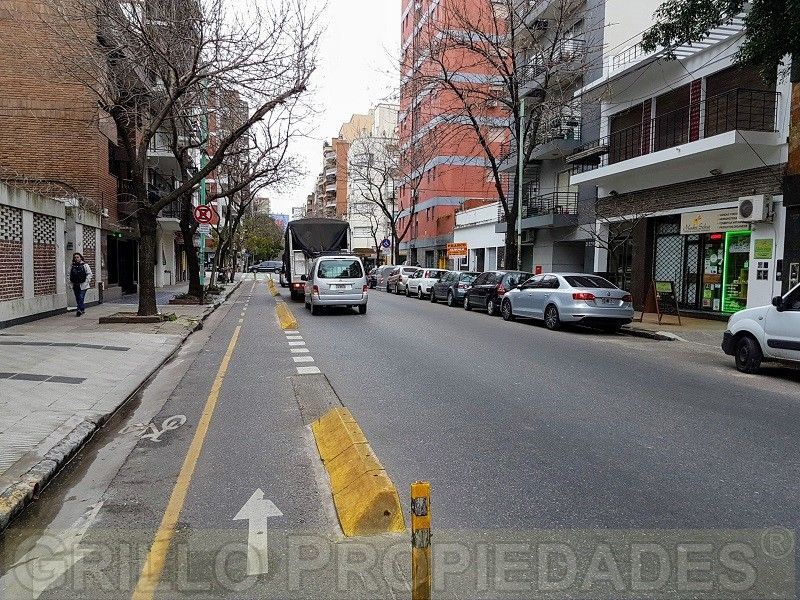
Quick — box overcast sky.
[270,0,401,217]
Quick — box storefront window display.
[722,230,751,313]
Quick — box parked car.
[386,266,419,294]
[250,260,282,273]
[375,265,395,290]
[722,283,800,373]
[406,268,446,298]
[303,255,368,315]
[500,273,634,331]
[367,267,378,289]
[463,270,532,315]
[430,271,479,306]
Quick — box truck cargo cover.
[286,218,349,256]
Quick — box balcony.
[496,191,578,232]
[523,0,583,27]
[519,39,585,98]
[158,200,183,220]
[326,182,337,193]
[117,179,138,219]
[325,165,337,177]
[529,115,582,160]
[569,88,782,191]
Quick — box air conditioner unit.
[737,195,771,222]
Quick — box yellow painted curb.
[276,302,299,330]
[311,407,405,537]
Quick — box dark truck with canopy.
[282,218,351,300]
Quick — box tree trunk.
[179,195,203,298]
[137,208,159,316]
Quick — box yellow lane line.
[131,325,242,600]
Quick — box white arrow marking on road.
[0,501,103,599]
[233,489,282,576]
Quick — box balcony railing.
[569,88,779,171]
[521,191,578,219]
[158,200,183,219]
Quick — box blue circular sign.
[381,238,391,248]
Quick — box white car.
[406,268,446,299]
[722,283,800,373]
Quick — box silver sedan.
[500,273,634,331]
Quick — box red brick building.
[397,0,505,268]
[0,0,133,297]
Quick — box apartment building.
[569,13,792,315]
[0,0,129,301]
[347,104,399,267]
[397,0,502,268]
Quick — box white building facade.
[347,103,399,267]
[569,16,791,315]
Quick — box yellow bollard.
[411,481,431,600]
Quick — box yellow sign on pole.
[447,242,468,258]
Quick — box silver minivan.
[303,255,368,315]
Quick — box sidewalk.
[622,312,727,347]
[0,279,241,531]
[107,282,190,306]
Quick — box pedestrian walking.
[69,252,92,316]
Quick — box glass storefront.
[653,216,750,314]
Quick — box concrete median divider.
[276,302,299,330]
[311,407,405,537]
[267,277,280,297]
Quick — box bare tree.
[15,0,318,315]
[349,198,388,265]
[414,0,594,268]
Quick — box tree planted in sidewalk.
[243,213,284,262]
[19,0,318,316]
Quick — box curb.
[311,407,405,537]
[620,326,676,341]
[0,280,242,533]
[276,302,299,330]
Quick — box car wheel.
[544,304,561,330]
[417,287,423,299]
[447,291,455,307]
[386,283,391,293]
[463,296,472,311]
[405,286,411,297]
[734,335,762,373]
[310,302,319,316]
[358,304,367,315]
[501,300,514,321]
[487,298,497,316]
[396,284,402,295]
[304,298,310,310]
[430,289,437,303]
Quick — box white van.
[303,255,368,315]
[722,283,800,373]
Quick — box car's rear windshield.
[401,267,417,275]
[318,259,363,279]
[564,275,618,289]
[460,273,478,283]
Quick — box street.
[1,275,798,599]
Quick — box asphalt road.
[2,276,799,599]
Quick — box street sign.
[197,224,211,235]
[381,238,391,249]
[447,242,468,258]
[194,205,216,224]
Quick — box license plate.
[332,284,351,290]
[601,298,614,304]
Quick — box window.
[784,286,800,311]
[472,273,489,285]
[564,275,618,289]
[460,273,478,284]
[523,275,544,288]
[317,259,363,279]
[540,275,560,289]
[426,269,445,278]
[353,227,372,237]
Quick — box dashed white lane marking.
[296,366,321,375]
[286,335,303,340]
[290,348,310,354]
[285,330,299,335]
[238,319,244,324]
[288,341,306,346]
[293,356,314,363]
